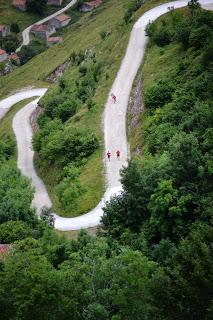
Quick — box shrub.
[57,165,85,211]
[144,77,175,109]
[153,28,172,46]
[38,127,99,166]
[0,221,32,243]
[56,99,77,122]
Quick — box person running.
[111,93,117,104]
[116,150,120,159]
[107,151,111,161]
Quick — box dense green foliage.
[26,0,47,15]
[33,54,101,212]
[0,4,212,320]
[0,160,35,226]
[19,40,46,65]
[124,0,143,23]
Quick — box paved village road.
[16,0,78,52]
[0,0,212,230]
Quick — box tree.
[144,76,175,109]
[0,164,35,225]
[10,23,20,33]
[152,223,213,319]
[26,0,47,15]
[0,221,32,243]
[188,0,201,15]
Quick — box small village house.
[47,0,63,6]
[48,14,71,29]
[47,36,63,47]
[0,25,11,38]
[31,24,56,39]
[80,0,102,12]
[9,53,20,65]
[0,49,8,62]
[12,0,27,11]
[0,244,12,258]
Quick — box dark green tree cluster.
[26,0,47,15]
[19,40,46,65]
[124,0,144,24]
[0,134,36,226]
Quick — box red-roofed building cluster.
[80,0,102,12]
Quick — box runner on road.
[107,151,111,161]
[116,150,120,159]
[111,93,117,104]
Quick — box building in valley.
[48,14,71,29]
[12,0,27,11]
[31,24,56,39]
[47,36,63,47]
[80,0,102,12]
[9,53,20,65]
[0,25,11,38]
[0,49,8,62]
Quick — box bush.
[56,99,77,122]
[124,0,143,24]
[38,126,99,166]
[57,165,86,212]
[153,28,172,46]
[10,23,20,33]
[0,221,32,243]
[144,77,175,109]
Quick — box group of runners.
[106,93,120,161]
[107,150,120,161]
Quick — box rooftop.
[0,244,11,254]
[31,24,51,32]
[0,25,6,31]
[10,53,19,60]
[83,0,102,7]
[47,36,63,42]
[0,49,7,55]
[55,14,70,22]
[13,0,26,5]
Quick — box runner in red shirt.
[111,93,117,104]
[116,150,120,159]
[107,151,111,161]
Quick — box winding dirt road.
[1,0,212,230]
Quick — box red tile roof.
[0,25,6,32]
[0,244,11,254]
[47,36,63,42]
[84,0,102,8]
[13,0,26,5]
[55,14,70,22]
[10,53,19,60]
[0,49,7,55]
[31,24,51,32]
